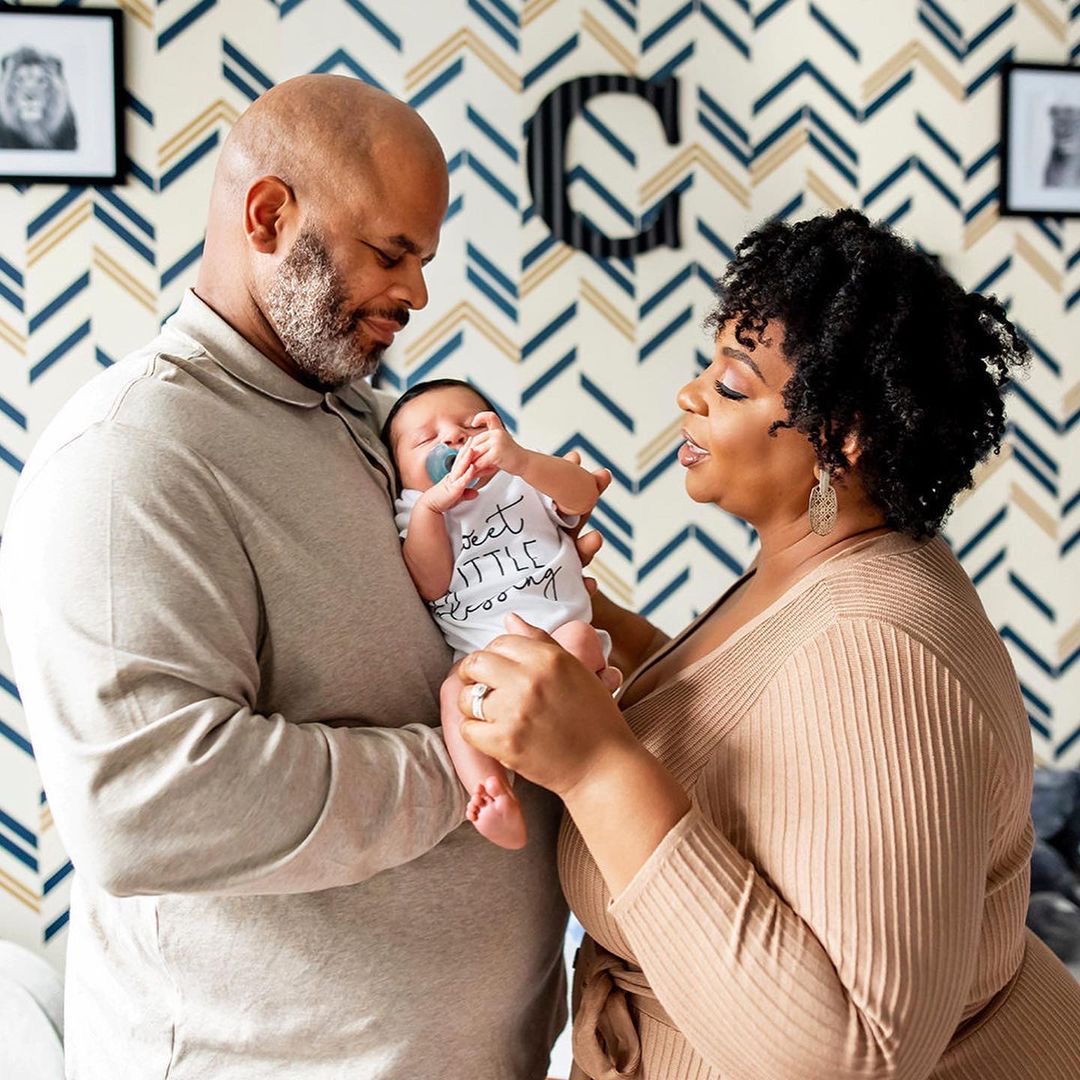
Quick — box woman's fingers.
[574,528,603,569]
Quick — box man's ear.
[244,176,295,254]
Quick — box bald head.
[197,75,449,392]
[214,75,445,207]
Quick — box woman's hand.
[457,614,639,799]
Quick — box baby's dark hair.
[380,379,501,479]
[707,209,1030,537]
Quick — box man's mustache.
[350,307,410,333]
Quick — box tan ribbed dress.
[559,533,1080,1079]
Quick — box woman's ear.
[840,430,862,470]
[244,176,295,254]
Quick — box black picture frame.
[0,5,124,187]
[999,61,1080,219]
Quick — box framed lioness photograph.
[0,5,124,186]
[1000,62,1080,218]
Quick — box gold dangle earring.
[808,465,838,536]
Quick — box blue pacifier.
[426,442,480,486]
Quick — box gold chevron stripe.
[404,301,518,365]
[581,278,634,341]
[963,204,998,250]
[521,0,560,27]
[1059,619,1080,664]
[0,317,26,355]
[1064,379,1080,417]
[863,42,964,103]
[0,866,38,912]
[641,145,751,209]
[582,11,636,74]
[1015,234,1062,292]
[119,0,153,31]
[1011,481,1057,541]
[40,806,53,834]
[405,30,519,94]
[589,557,634,606]
[1022,0,1066,40]
[806,168,847,210]
[92,247,157,313]
[750,128,806,185]
[520,243,574,296]
[27,200,93,267]
[637,416,682,470]
[159,100,239,168]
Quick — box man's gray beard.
[264,230,383,390]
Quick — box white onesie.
[395,470,611,661]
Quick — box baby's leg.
[440,663,527,850]
[551,620,620,690]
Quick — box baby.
[383,378,613,849]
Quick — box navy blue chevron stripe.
[640,264,693,319]
[1008,572,1054,621]
[639,307,693,363]
[0,255,22,290]
[97,190,155,242]
[125,91,154,127]
[467,267,516,321]
[523,349,576,406]
[523,303,576,360]
[755,0,797,28]
[0,443,24,474]
[865,70,913,119]
[810,2,859,60]
[594,495,632,540]
[637,445,680,491]
[313,50,384,89]
[553,433,633,490]
[93,205,155,265]
[43,861,72,897]
[917,114,961,166]
[580,373,634,432]
[469,0,519,51]
[600,0,636,32]
[0,281,22,313]
[967,49,1012,97]
[956,507,1006,560]
[699,2,750,59]
[971,548,1004,586]
[0,832,36,873]
[158,0,218,51]
[581,108,636,167]
[160,132,219,191]
[641,567,690,618]
[753,61,858,120]
[0,395,27,431]
[0,808,34,849]
[223,39,274,95]
[223,64,261,102]
[524,34,578,91]
[468,107,518,163]
[409,56,462,110]
[0,718,31,757]
[27,189,85,240]
[469,152,517,209]
[649,40,694,83]
[592,256,635,298]
[966,143,998,179]
[44,910,68,944]
[588,516,632,562]
[30,321,91,384]
[28,274,89,335]
[407,329,464,387]
[568,166,635,230]
[161,240,203,289]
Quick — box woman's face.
[676,320,820,530]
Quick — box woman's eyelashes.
[714,380,747,402]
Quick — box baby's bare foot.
[467,776,527,850]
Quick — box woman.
[458,210,1080,1079]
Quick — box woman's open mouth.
[678,431,710,467]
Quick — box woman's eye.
[714,380,747,401]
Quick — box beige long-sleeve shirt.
[0,291,569,1079]
[560,532,1080,1079]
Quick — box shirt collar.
[165,289,378,421]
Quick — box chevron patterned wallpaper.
[0,0,1077,977]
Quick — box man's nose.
[388,258,429,311]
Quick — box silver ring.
[470,682,490,721]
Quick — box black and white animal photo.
[0,46,78,151]
[1043,104,1080,189]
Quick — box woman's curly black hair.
[706,209,1030,538]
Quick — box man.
[0,76,572,1078]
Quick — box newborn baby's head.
[381,378,501,491]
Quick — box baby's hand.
[467,412,528,475]
[418,443,482,515]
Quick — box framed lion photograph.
[1000,62,1080,218]
[0,5,124,186]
